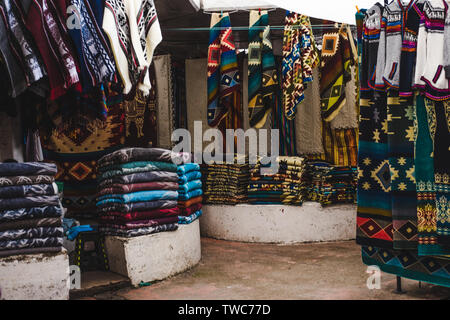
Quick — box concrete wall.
[0,252,70,300]
[201,203,356,244]
[105,220,201,286]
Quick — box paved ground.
[80,238,450,300]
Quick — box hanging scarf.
[320,26,353,122]
[282,12,319,120]
[207,13,241,128]
[248,10,277,128]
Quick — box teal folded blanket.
[178,188,203,200]
[178,210,202,224]
[178,180,202,194]
[99,161,177,173]
[96,190,178,205]
[177,163,200,175]
[178,171,202,184]
[100,162,178,181]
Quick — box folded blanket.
[177,163,200,175]
[97,182,179,196]
[178,171,202,184]
[99,207,181,222]
[0,217,62,232]
[96,190,178,206]
[0,237,63,251]
[0,227,64,242]
[178,179,202,194]
[100,216,179,230]
[0,195,61,211]
[0,205,63,222]
[100,223,178,237]
[99,162,178,181]
[179,202,203,216]
[0,175,55,187]
[0,183,58,198]
[99,161,178,173]
[99,171,178,188]
[178,196,203,208]
[97,199,178,213]
[0,162,57,177]
[98,148,182,168]
[178,210,202,224]
[0,246,62,257]
[178,188,203,201]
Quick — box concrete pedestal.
[0,251,70,300]
[201,202,356,244]
[105,220,201,287]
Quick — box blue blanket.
[177,163,200,175]
[96,190,178,205]
[178,210,202,224]
[178,180,202,194]
[178,171,202,184]
[178,188,203,201]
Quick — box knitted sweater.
[399,0,425,96]
[103,0,161,96]
[415,0,450,100]
[361,2,383,91]
[375,0,416,90]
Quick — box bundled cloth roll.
[305,161,357,205]
[177,163,203,224]
[96,148,190,237]
[0,162,64,257]
[201,155,249,205]
[248,156,306,205]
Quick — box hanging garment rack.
[163,25,356,32]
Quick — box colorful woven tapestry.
[207,13,242,129]
[416,95,450,256]
[320,26,353,122]
[248,10,277,128]
[387,92,418,250]
[321,121,358,167]
[356,90,393,249]
[282,12,319,120]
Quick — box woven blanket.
[0,246,62,257]
[0,195,60,211]
[179,203,203,216]
[0,175,55,187]
[0,217,61,232]
[178,196,203,208]
[179,171,202,184]
[98,148,181,167]
[177,163,200,175]
[100,223,178,237]
[0,183,57,198]
[99,161,177,173]
[96,190,178,205]
[0,227,64,242]
[97,199,177,213]
[97,182,179,196]
[99,206,180,222]
[0,237,63,251]
[178,210,202,224]
[99,171,179,187]
[100,216,178,230]
[99,162,178,181]
[0,205,63,222]
[178,180,202,194]
[0,162,57,177]
[178,188,203,201]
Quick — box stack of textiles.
[248,157,306,205]
[177,163,202,224]
[306,161,357,205]
[95,148,187,237]
[0,162,64,257]
[201,156,249,205]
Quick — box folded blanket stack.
[306,161,357,205]
[248,157,307,205]
[0,162,64,257]
[96,148,190,237]
[177,163,203,224]
[201,156,250,205]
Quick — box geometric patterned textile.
[282,12,319,120]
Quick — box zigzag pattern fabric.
[248,10,277,128]
[282,12,319,120]
[207,13,241,128]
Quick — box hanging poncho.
[319,26,353,122]
[282,12,319,120]
[248,10,277,128]
[207,13,241,129]
[103,0,162,96]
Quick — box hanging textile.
[320,25,353,122]
[330,65,359,129]
[103,0,162,95]
[172,60,188,130]
[282,12,319,120]
[248,10,277,129]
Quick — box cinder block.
[0,251,70,300]
[201,203,356,244]
[105,220,201,286]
